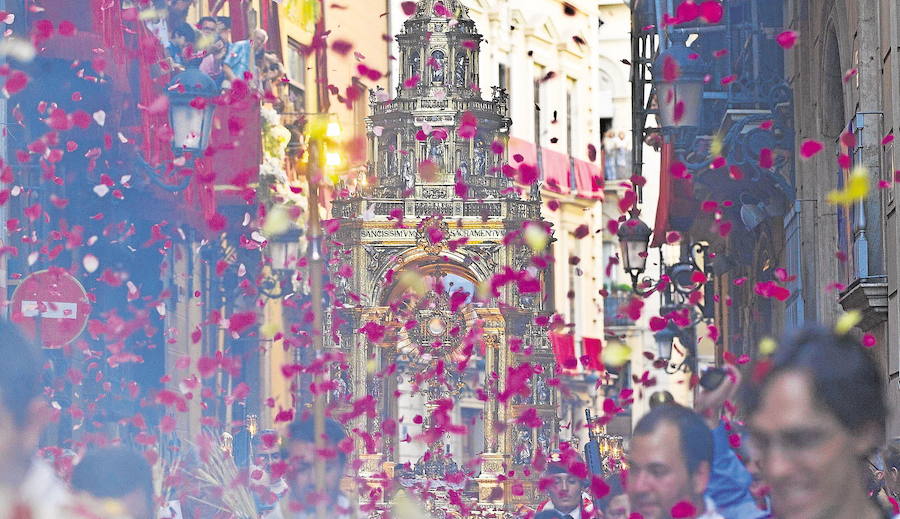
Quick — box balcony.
[604,294,636,328]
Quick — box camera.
[699,367,728,391]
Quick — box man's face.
[605,494,630,519]
[546,472,583,514]
[627,422,707,519]
[286,440,343,502]
[199,21,217,41]
[748,372,876,519]
[217,23,231,42]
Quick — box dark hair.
[535,510,566,519]
[216,16,232,29]
[598,473,626,512]
[198,16,217,27]
[171,22,197,43]
[633,404,713,476]
[0,320,42,427]
[287,416,348,467]
[743,326,886,434]
[71,447,154,513]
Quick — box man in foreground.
[628,405,724,519]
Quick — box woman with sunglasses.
[744,326,895,519]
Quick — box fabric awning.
[582,337,604,372]
[574,159,603,199]
[508,136,537,165]
[651,141,674,247]
[550,332,578,372]
[541,147,570,193]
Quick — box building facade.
[785,0,898,437]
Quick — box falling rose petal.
[840,131,857,148]
[403,74,420,88]
[776,30,798,49]
[331,39,353,55]
[883,134,895,146]
[649,316,668,332]
[758,148,773,169]
[419,159,440,182]
[401,1,417,15]
[92,110,106,126]
[4,70,28,95]
[843,68,858,82]
[663,54,679,82]
[82,254,99,273]
[93,184,109,197]
[672,501,697,518]
[754,281,791,302]
[861,333,877,348]
[800,139,823,159]
[837,154,851,169]
[699,1,723,23]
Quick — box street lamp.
[617,210,653,295]
[260,225,303,299]
[654,320,695,374]
[653,31,706,147]
[136,64,218,192]
[654,321,679,363]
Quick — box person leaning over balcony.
[166,22,198,71]
[224,28,268,88]
[744,325,896,519]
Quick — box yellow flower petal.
[602,343,631,368]
[710,133,724,158]
[524,223,549,252]
[758,337,777,356]
[835,310,862,335]
[826,166,870,206]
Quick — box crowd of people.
[144,0,288,95]
[0,314,895,518]
[536,326,898,519]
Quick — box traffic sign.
[10,269,91,348]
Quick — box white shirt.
[697,496,726,519]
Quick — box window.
[533,64,545,146]
[351,78,367,140]
[286,39,306,113]
[567,77,577,190]
[499,63,510,105]
[460,407,484,462]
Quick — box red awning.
[651,141,674,247]
[550,332,578,372]
[541,147,570,193]
[582,337,604,372]
[574,159,603,199]
[508,136,537,165]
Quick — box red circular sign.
[10,269,91,348]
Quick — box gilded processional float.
[325,0,563,517]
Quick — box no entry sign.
[10,269,91,348]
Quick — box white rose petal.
[93,184,109,197]
[82,254,99,273]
